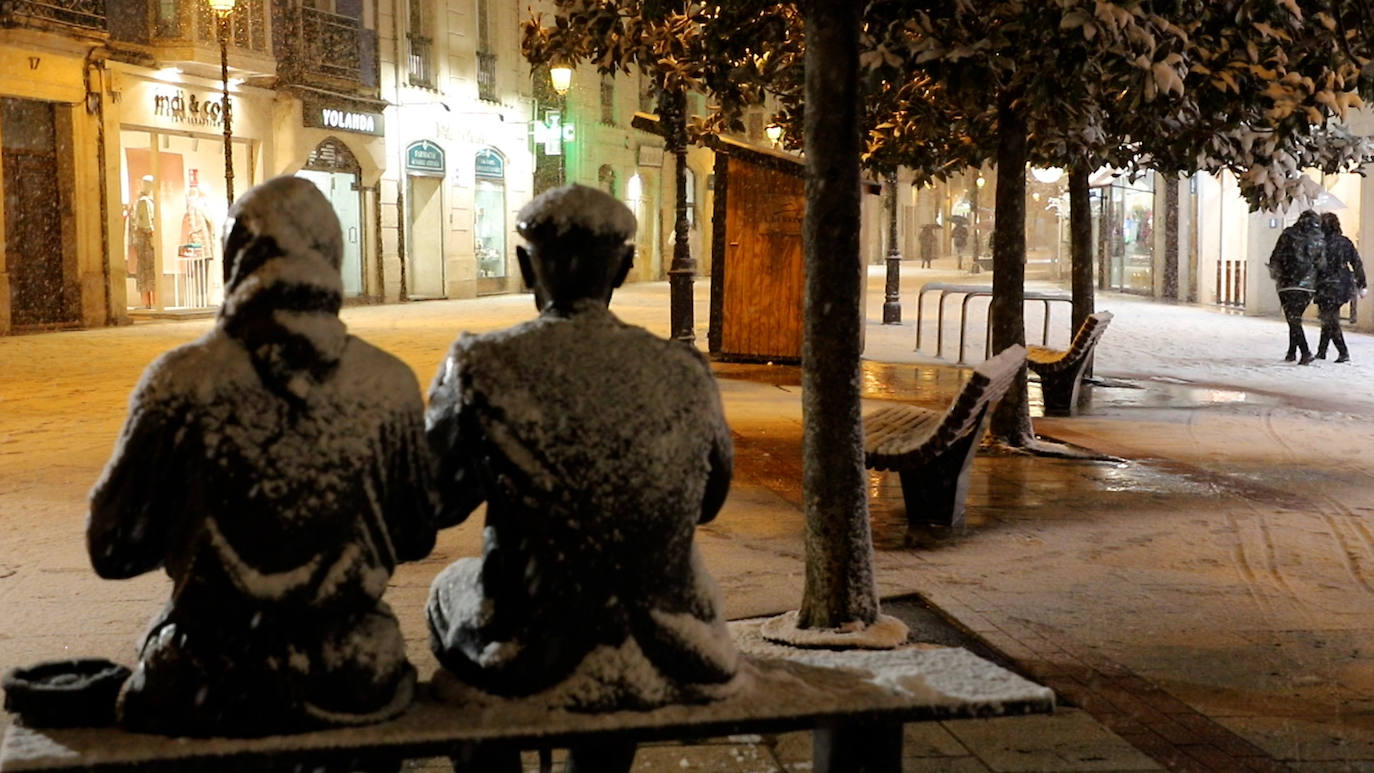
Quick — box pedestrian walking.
[951,217,969,258]
[1265,209,1323,365]
[1315,212,1368,362]
[918,223,938,268]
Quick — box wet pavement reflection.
[721,359,1310,552]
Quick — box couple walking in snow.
[1267,209,1367,364]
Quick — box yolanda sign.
[305,104,385,136]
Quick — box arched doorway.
[405,140,446,298]
[473,147,508,293]
[297,138,365,297]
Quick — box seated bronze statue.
[425,184,740,717]
[87,176,438,736]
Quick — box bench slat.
[863,345,1024,472]
[1,649,1053,773]
[1026,311,1112,376]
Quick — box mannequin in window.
[130,175,156,308]
[181,183,219,306]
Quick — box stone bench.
[1,645,1053,773]
[1027,311,1113,416]
[863,345,1025,528]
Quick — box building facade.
[0,0,891,333]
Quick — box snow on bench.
[1,645,1052,773]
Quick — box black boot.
[1299,352,1315,365]
[1336,352,1350,363]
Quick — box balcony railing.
[142,0,266,53]
[477,50,496,103]
[407,32,433,88]
[0,0,106,32]
[280,6,368,85]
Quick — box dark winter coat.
[1316,232,1367,307]
[88,177,437,736]
[1267,214,1324,292]
[424,300,739,710]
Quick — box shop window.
[474,147,507,280]
[120,128,252,311]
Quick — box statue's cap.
[516,184,636,245]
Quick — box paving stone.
[942,709,1162,772]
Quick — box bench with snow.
[863,344,1025,529]
[1027,311,1112,416]
[0,647,1053,773]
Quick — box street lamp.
[882,171,902,324]
[549,62,573,97]
[765,123,783,147]
[546,63,572,187]
[207,0,236,210]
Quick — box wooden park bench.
[863,344,1025,529]
[1026,311,1112,417]
[1,646,1053,773]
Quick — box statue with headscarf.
[88,175,438,736]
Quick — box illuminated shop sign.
[305,104,385,137]
[474,148,504,179]
[406,140,445,176]
[152,90,230,128]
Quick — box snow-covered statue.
[425,185,741,725]
[87,175,438,736]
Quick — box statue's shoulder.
[134,332,240,404]
[338,335,422,402]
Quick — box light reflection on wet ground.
[716,359,1291,415]
[720,358,1310,552]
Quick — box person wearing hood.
[1315,212,1367,363]
[87,176,438,736]
[424,184,740,769]
[1266,209,1324,365]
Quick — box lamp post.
[971,174,985,272]
[882,171,902,323]
[207,0,236,210]
[549,62,572,186]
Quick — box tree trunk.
[796,0,877,630]
[987,93,1033,446]
[1069,161,1094,333]
[1162,175,1179,300]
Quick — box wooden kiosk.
[706,135,808,363]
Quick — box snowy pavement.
[2,262,1373,770]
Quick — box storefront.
[474,146,508,294]
[1095,174,1156,295]
[297,139,366,297]
[405,140,445,299]
[280,92,386,300]
[113,69,269,313]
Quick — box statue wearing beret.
[425,185,740,722]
